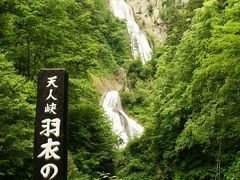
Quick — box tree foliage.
[0,54,35,179]
[117,0,240,179]
[1,0,240,179]
[0,0,130,178]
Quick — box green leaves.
[68,78,117,177]
[0,54,34,179]
[150,0,240,178]
[0,0,132,179]
[119,0,240,179]
[0,0,129,79]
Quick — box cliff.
[126,0,167,45]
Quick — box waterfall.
[109,0,152,64]
[102,0,150,148]
[102,91,144,148]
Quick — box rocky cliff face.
[126,0,167,45]
[125,0,189,45]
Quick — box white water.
[102,0,149,148]
[109,0,152,64]
[102,91,144,148]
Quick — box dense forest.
[0,0,130,179]
[0,0,240,179]
[119,0,240,179]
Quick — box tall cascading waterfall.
[102,91,144,148]
[102,0,152,148]
[109,0,152,64]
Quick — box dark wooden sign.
[34,69,68,180]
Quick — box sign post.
[34,69,68,180]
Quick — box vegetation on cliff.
[119,0,240,179]
[0,0,240,179]
[0,0,130,179]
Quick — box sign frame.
[33,69,68,180]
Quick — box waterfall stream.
[102,0,151,148]
[109,0,152,64]
[102,91,144,148]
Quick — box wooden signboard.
[33,69,68,180]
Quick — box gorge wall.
[125,0,189,45]
[125,0,166,45]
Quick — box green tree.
[0,0,131,178]
[0,54,35,179]
[116,0,240,179]
[68,78,118,178]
